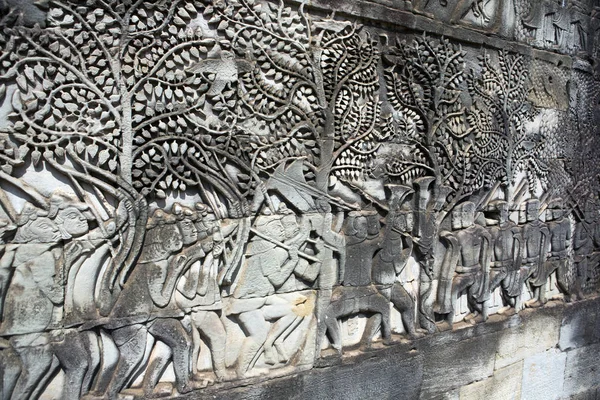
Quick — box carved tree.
[202,0,383,206]
[0,0,236,310]
[381,35,473,331]
[467,51,546,195]
[382,35,471,199]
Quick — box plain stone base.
[178,296,600,400]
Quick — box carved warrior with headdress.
[99,209,205,398]
[227,207,316,378]
[0,197,103,400]
[486,200,523,313]
[369,185,423,339]
[519,199,550,307]
[537,198,573,303]
[436,201,491,326]
[172,202,236,384]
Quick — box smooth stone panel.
[521,348,567,400]
[563,343,600,398]
[459,361,523,400]
[559,297,600,351]
[494,311,561,370]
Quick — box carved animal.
[316,285,392,356]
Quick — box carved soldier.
[0,217,16,316]
[227,208,314,378]
[519,199,550,307]
[0,201,102,399]
[436,202,491,326]
[96,210,204,398]
[174,203,236,384]
[573,201,598,298]
[343,210,382,286]
[535,199,572,303]
[0,204,64,399]
[369,185,422,339]
[486,200,523,313]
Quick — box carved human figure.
[172,203,236,385]
[436,201,491,326]
[523,0,570,47]
[412,177,452,333]
[316,209,397,356]
[519,199,550,307]
[486,200,523,313]
[534,199,572,303]
[0,218,18,399]
[0,203,67,399]
[261,204,319,367]
[0,217,17,316]
[343,210,382,286]
[226,209,313,378]
[367,185,422,339]
[96,210,203,398]
[573,202,597,298]
[408,0,507,32]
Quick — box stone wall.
[188,296,600,400]
[0,0,599,399]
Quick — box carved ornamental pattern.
[0,0,599,398]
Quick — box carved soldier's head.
[452,202,476,230]
[365,210,380,236]
[195,203,218,240]
[525,199,541,223]
[172,203,198,245]
[48,191,94,239]
[345,211,369,240]
[278,203,300,240]
[14,203,61,244]
[393,211,414,233]
[546,198,564,222]
[141,209,183,262]
[488,200,509,224]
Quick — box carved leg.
[262,314,297,365]
[368,293,392,343]
[52,330,90,400]
[390,283,422,338]
[555,259,572,302]
[0,343,22,400]
[148,318,201,394]
[314,288,333,360]
[104,325,148,399]
[323,309,342,354]
[80,331,101,396]
[141,341,173,396]
[465,285,485,323]
[236,310,269,378]
[11,336,54,400]
[195,311,234,382]
[449,0,474,24]
[445,275,473,326]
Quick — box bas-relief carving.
[0,0,598,398]
[407,0,515,35]
[516,0,593,54]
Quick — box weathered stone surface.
[459,361,523,400]
[521,348,567,400]
[181,352,423,400]
[0,0,598,398]
[420,332,497,398]
[562,343,600,398]
[494,310,561,369]
[560,297,600,351]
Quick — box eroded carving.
[0,0,597,398]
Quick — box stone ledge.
[175,297,600,400]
